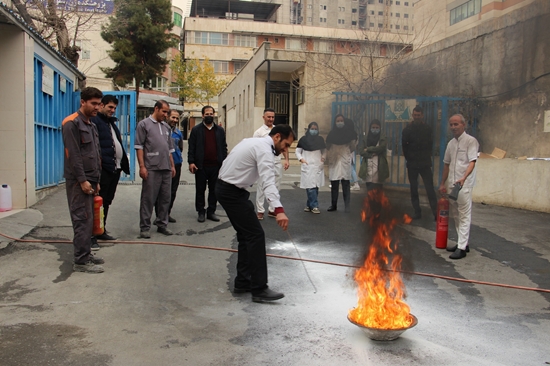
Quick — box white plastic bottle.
[0,184,13,212]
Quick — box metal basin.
[348,314,418,341]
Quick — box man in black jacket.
[401,106,438,220]
[188,106,228,223]
[91,95,130,243]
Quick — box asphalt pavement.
[0,143,549,365]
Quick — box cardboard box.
[479,147,506,159]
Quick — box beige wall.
[0,25,28,209]
[473,158,550,212]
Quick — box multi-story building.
[277,0,414,33]
[414,0,537,47]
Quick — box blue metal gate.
[332,93,479,187]
[34,55,79,189]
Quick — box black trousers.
[99,168,121,227]
[407,166,438,216]
[195,165,219,214]
[216,180,268,293]
[330,179,350,209]
[66,179,97,264]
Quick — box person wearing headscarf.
[358,119,389,191]
[326,114,358,212]
[295,122,326,214]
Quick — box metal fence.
[332,92,480,187]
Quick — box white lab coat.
[327,142,355,181]
[295,147,326,189]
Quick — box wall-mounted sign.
[384,99,417,122]
[59,76,67,93]
[42,64,54,96]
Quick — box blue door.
[34,56,79,189]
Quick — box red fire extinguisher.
[93,195,105,236]
[435,196,449,249]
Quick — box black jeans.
[216,180,268,294]
[195,165,219,215]
[99,168,121,226]
[330,179,350,210]
[407,166,438,216]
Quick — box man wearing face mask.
[402,106,438,221]
[188,106,228,223]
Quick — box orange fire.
[349,189,414,329]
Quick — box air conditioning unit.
[225,12,237,19]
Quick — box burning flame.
[349,189,413,330]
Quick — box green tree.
[101,0,176,99]
[172,54,229,105]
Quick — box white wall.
[473,158,550,213]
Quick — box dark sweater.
[401,122,434,169]
[187,123,228,169]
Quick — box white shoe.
[350,183,361,191]
[304,207,311,212]
[311,207,321,214]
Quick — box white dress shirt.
[218,136,282,209]
[443,132,479,188]
[254,124,281,163]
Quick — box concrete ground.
[1,142,549,365]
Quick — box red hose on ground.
[1,231,549,294]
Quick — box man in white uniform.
[439,114,479,260]
[253,108,290,220]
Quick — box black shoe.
[449,248,467,260]
[168,216,176,223]
[411,212,422,220]
[207,213,220,222]
[233,286,251,294]
[96,232,116,241]
[446,245,470,253]
[198,213,205,223]
[91,237,100,251]
[327,206,337,212]
[157,227,173,235]
[252,288,285,302]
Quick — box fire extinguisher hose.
[0,230,549,294]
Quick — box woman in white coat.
[326,114,358,213]
[295,122,326,214]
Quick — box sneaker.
[157,227,173,236]
[140,230,151,239]
[73,260,104,273]
[91,237,100,251]
[168,216,176,223]
[304,207,311,212]
[268,211,277,218]
[350,183,361,191]
[257,212,264,220]
[88,253,105,264]
[96,232,116,241]
[311,207,321,214]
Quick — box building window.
[338,19,345,24]
[286,38,306,50]
[352,20,357,25]
[150,76,167,91]
[314,40,334,53]
[352,8,357,13]
[274,38,279,43]
[233,34,256,47]
[378,23,383,28]
[450,0,481,25]
[339,7,345,11]
[378,11,383,15]
[75,40,90,60]
[370,22,375,27]
[320,5,326,10]
[173,12,183,27]
[404,13,409,18]
[404,2,409,5]
[370,10,374,15]
[396,13,400,17]
[396,25,400,29]
[234,61,246,73]
[404,25,409,30]
[210,60,229,74]
[194,32,229,45]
